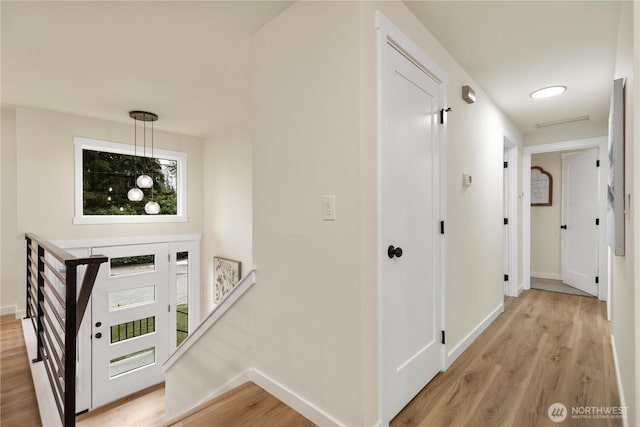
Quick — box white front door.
[561,148,599,296]
[90,243,169,407]
[503,150,510,295]
[380,41,444,421]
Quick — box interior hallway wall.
[202,124,252,317]
[610,1,636,425]
[0,108,18,315]
[530,152,562,280]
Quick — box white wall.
[1,108,18,315]
[201,124,252,316]
[0,106,204,315]
[530,152,562,279]
[251,2,366,425]
[609,2,636,425]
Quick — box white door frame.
[522,137,608,301]
[376,11,447,425]
[502,134,519,297]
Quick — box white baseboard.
[610,334,629,427]
[249,368,345,427]
[164,370,251,424]
[446,302,503,368]
[531,272,562,281]
[1,305,16,315]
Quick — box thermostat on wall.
[462,173,473,187]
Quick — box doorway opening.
[522,137,608,304]
[530,148,599,298]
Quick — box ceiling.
[1,1,293,137]
[2,1,623,137]
[404,1,622,134]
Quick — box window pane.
[110,316,155,343]
[83,149,177,215]
[109,285,156,311]
[176,251,189,346]
[110,255,155,277]
[109,347,155,378]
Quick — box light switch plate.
[323,195,336,221]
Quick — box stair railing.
[25,233,107,426]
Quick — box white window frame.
[73,136,188,224]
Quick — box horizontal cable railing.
[25,233,108,427]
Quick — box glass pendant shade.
[136,174,153,189]
[145,200,161,215]
[127,187,144,201]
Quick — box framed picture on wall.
[608,78,625,256]
[531,166,553,206]
[213,257,242,304]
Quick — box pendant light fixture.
[127,113,144,202]
[133,111,155,189]
[144,117,161,215]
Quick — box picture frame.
[531,166,553,206]
[213,256,242,304]
[608,78,625,256]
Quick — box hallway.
[393,289,622,427]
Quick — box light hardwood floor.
[2,289,622,427]
[0,314,41,427]
[392,289,622,427]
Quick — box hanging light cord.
[150,119,155,201]
[133,118,137,185]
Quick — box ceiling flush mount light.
[530,86,566,99]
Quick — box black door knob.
[95,332,102,339]
[560,225,567,229]
[95,322,102,327]
[388,245,403,259]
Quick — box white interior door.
[90,243,169,408]
[503,150,509,295]
[561,149,599,296]
[380,42,443,421]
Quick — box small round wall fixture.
[127,187,144,202]
[145,200,161,215]
[530,86,566,99]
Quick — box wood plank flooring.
[2,289,622,427]
[392,289,623,427]
[0,314,41,427]
[169,382,314,427]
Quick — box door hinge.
[168,254,171,262]
[439,107,452,124]
[595,276,599,284]
[595,218,600,225]
[504,218,509,225]
[504,161,508,168]
[596,160,600,167]
[168,304,171,312]
[441,330,446,345]
[504,274,509,281]
[440,221,445,235]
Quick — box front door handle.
[560,225,567,229]
[95,332,102,339]
[388,245,403,259]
